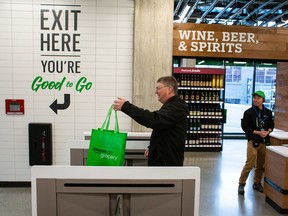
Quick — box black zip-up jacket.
[121,95,188,166]
[241,105,274,144]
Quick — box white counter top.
[31,165,200,180]
[267,146,288,157]
[269,128,288,139]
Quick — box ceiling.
[173,0,288,27]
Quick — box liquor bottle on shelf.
[179,91,184,100]
[189,104,193,116]
[195,133,199,145]
[190,75,194,87]
[176,76,181,87]
[191,134,195,146]
[204,120,209,131]
[216,75,220,88]
[197,75,201,87]
[201,92,205,101]
[195,91,200,101]
[219,75,223,88]
[200,120,204,131]
[197,118,201,131]
[180,74,184,86]
[208,92,212,101]
[199,75,204,87]
[199,134,203,145]
[184,91,189,100]
[190,134,194,147]
[212,75,216,88]
[189,119,193,131]
[203,134,208,144]
[196,106,201,116]
[208,121,212,131]
[200,107,204,116]
[192,105,197,116]
[218,119,222,130]
[204,75,209,87]
[204,92,208,101]
[208,75,212,87]
[208,106,212,116]
[213,120,219,131]
[212,91,216,101]
[204,107,208,116]
[215,92,220,101]
[193,119,198,131]
[190,91,195,101]
[218,106,222,116]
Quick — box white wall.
[0,0,134,181]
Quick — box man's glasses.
[155,85,169,91]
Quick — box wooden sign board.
[173,23,288,60]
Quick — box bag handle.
[101,105,119,133]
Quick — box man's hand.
[113,97,126,111]
[144,147,149,158]
[259,130,269,138]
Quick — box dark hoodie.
[121,95,189,166]
[241,105,274,144]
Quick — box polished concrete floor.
[184,139,285,216]
[0,139,285,216]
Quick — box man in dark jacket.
[238,90,274,195]
[113,76,188,166]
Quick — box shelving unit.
[173,67,225,152]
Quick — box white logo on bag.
[100,154,118,161]
[93,147,118,161]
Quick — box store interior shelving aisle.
[0,140,283,216]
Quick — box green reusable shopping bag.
[86,105,127,166]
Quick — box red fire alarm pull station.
[5,99,24,115]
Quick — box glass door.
[254,62,277,113]
[224,60,254,133]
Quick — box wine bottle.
[204,92,208,101]
[192,106,197,116]
[184,91,189,100]
[209,75,212,87]
[189,105,193,116]
[176,76,181,86]
[199,75,204,87]
[180,74,184,86]
[216,75,220,88]
[179,91,184,100]
[205,75,209,87]
[219,75,223,88]
[196,106,201,116]
[196,91,200,101]
[212,75,216,88]
[190,74,194,87]
[193,75,198,87]
[190,91,195,101]
[201,92,205,101]
[196,75,200,87]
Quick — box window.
[225,67,241,83]
[255,66,276,84]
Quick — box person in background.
[238,90,274,195]
[113,76,188,166]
